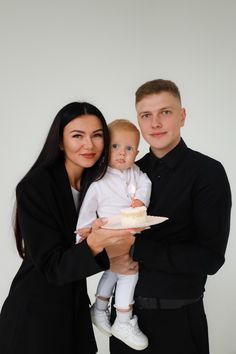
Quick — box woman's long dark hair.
[14,102,110,258]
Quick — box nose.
[151,115,162,128]
[118,146,126,155]
[83,136,93,149]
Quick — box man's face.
[136,92,186,158]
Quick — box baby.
[76,119,151,351]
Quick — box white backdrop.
[0,1,235,353]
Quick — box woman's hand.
[110,254,138,275]
[86,218,136,256]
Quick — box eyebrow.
[139,106,173,114]
[160,106,173,110]
[70,128,103,134]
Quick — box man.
[110,79,231,353]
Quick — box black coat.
[0,160,109,354]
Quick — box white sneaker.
[111,315,148,351]
[90,304,111,336]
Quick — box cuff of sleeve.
[129,244,135,258]
[95,249,110,270]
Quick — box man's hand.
[110,253,138,275]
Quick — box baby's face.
[108,129,139,171]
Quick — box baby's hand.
[75,227,92,243]
[131,199,145,208]
[91,217,108,230]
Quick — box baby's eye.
[126,146,134,152]
[111,143,120,149]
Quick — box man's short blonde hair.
[135,79,181,104]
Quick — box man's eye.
[162,110,171,115]
[141,114,150,119]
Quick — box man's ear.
[180,108,186,127]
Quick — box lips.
[81,153,96,159]
[151,132,166,137]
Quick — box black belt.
[135,296,202,310]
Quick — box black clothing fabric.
[134,295,202,309]
[110,299,209,354]
[134,139,231,299]
[110,139,231,354]
[0,160,109,354]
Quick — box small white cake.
[121,206,147,227]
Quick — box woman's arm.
[16,176,109,286]
[86,218,136,256]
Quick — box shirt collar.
[107,166,129,176]
[149,138,189,169]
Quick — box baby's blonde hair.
[108,119,140,142]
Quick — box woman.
[0,102,136,354]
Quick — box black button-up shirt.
[134,139,231,299]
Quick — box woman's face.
[61,114,104,178]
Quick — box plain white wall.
[0,0,235,353]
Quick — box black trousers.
[110,299,209,354]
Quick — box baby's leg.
[114,273,138,321]
[95,270,118,309]
[91,270,118,336]
[111,273,148,350]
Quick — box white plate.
[101,215,169,229]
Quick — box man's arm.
[133,162,231,275]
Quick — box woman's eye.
[72,134,82,139]
[93,133,103,138]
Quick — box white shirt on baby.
[76,164,151,235]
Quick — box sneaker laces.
[128,316,143,335]
[93,306,111,321]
